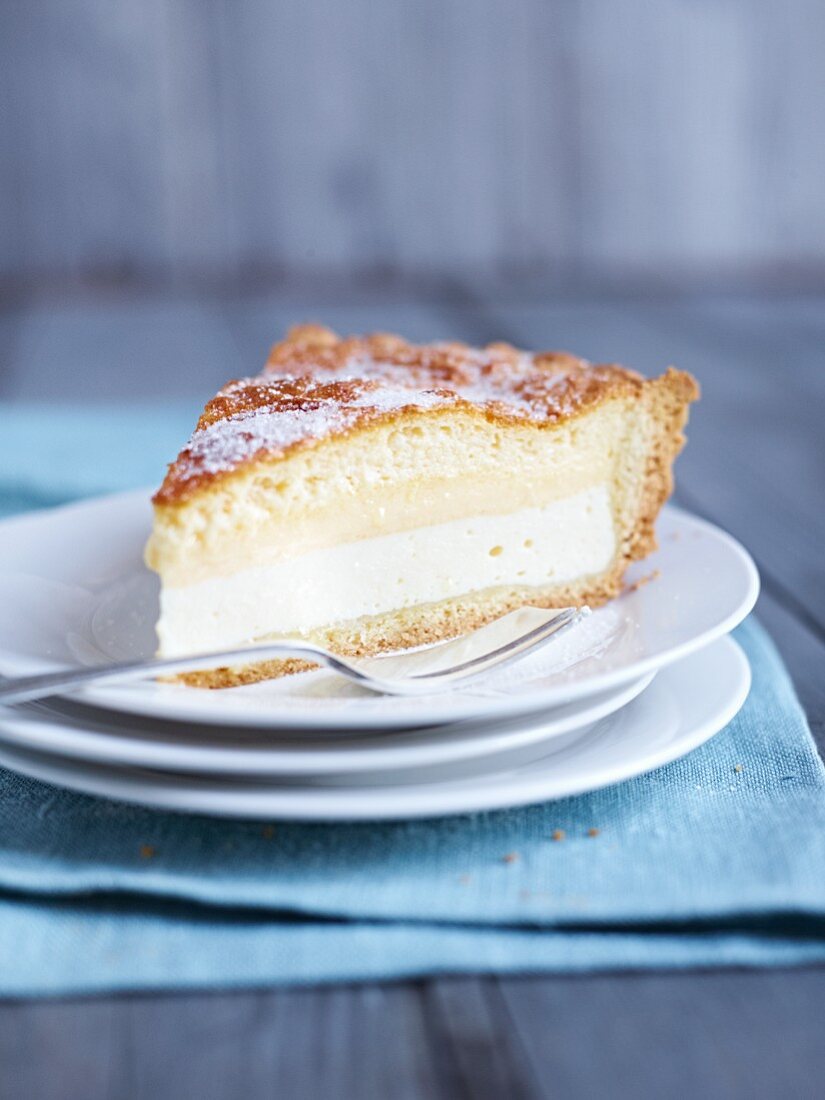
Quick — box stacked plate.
[0,492,758,820]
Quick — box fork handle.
[0,606,588,705]
[0,642,336,707]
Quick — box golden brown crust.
[627,367,699,564]
[154,324,665,506]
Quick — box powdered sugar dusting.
[174,379,458,483]
[184,405,348,477]
[348,383,450,413]
[156,326,641,503]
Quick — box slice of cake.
[145,325,698,687]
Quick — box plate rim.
[0,670,655,776]
[0,635,751,820]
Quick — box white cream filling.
[157,484,615,656]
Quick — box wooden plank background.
[2,0,825,287]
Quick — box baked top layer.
[154,324,691,506]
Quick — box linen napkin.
[1,404,825,997]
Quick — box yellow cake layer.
[147,395,653,587]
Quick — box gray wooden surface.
[0,290,823,1098]
[3,1,825,285]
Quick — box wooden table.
[0,289,823,1099]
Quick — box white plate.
[1,671,654,777]
[0,637,750,819]
[0,490,758,731]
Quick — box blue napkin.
[1,404,825,997]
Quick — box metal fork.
[0,606,589,705]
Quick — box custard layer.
[157,485,615,656]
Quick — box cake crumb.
[139,844,156,860]
[734,764,743,773]
[587,827,600,838]
[501,852,520,864]
[551,829,566,842]
[261,825,275,839]
[625,570,661,595]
